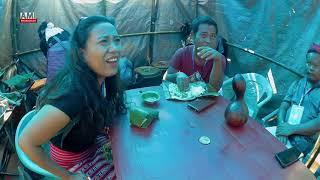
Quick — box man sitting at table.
[267,43,320,155]
[164,16,226,92]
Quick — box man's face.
[193,24,217,49]
[306,52,320,82]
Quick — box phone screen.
[275,147,303,168]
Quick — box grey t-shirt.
[284,78,320,153]
[284,78,320,124]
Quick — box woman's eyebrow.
[98,35,120,40]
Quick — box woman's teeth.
[106,58,118,62]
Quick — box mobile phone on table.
[275,147,304,168]
[187,98,216,112]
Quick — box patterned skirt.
[50,135,116,180]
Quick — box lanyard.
[101,81,106,98]
[299,80,316,105]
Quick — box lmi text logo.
[20,12,37,23]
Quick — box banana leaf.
[129,106,159,128]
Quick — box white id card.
[287,104,304,125]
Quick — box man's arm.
[292,118,320,136]
[208,54,224,92]
[276,82,302,142]
[196,46,225,91]
[164,66,179,83]
[275,101,292,144]
[277,115,320,137]
[165,47,185,83]
[277,101,291,124]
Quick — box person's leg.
[67,134,115,179]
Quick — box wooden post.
[147,0,159,65]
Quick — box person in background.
[267,43,320,155]
[37,21,70,82]
[20,16,126,179]
[164,16,226,92]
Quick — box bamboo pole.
[147,0,159,65]
[15,49,41,56]
[15,31,181,56]
[14,32,303,78]
[11,0,18,56]
[226,42,303,77]
[120,31,181,37]
[195,0,198,18]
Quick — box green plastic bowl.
[141,91,160,104]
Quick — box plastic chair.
[305,135,320,174]
[15,110,57,178]
[261,108,279,125]
[222,73,273,119]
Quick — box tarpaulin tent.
[0,0,320,115]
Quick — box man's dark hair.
[192,16,218,34]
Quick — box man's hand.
[176,72,190,92]
[197,46,222,61]
[189,71,203,83]
[277,135,288,145]
[276,123,296,137]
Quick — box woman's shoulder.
[292,77,307,88]
[45,75,86,120]
[47,74,86,104]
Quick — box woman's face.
[82,22,121,80]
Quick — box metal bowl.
[141,91,160,104]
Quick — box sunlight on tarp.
[267,68,277,94]
[198,0,208,5]
[106,0,124,3]
[71,0,102,4]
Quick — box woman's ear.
[78,48,86,59]
[80,48,86,55]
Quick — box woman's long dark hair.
[37,16,126,132]
[38,21,49,57]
